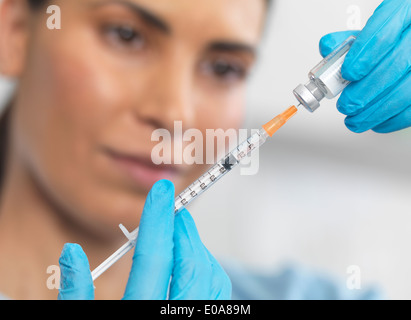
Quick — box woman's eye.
[102,24,145,51]
[203,59,247,83]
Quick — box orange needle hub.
[262,105,298,137]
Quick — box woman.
[0,0,409,300]
[0,0,266,300]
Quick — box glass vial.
[293,36,356,112]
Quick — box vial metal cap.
[293,81,325,113]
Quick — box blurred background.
[1,0,410,299]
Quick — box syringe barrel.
[293,36,356,112]
[174,129,268,213]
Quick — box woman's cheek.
[15,33,141,225]
[198,87,245,132]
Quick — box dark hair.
[27,0,48,10]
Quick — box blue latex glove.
[58,180,231,300]
[319,0,411,133]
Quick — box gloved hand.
[57,180,231,300]
[319,0,410,133]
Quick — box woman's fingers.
[202,245,232,300]
[58,243,94,300]
[372,104,411,133]
[342,0,411,81]
[123,180,175,300]
[344,72,411,133]
[169,209,231,300]
[59,181,230,301]
[319,30,360,58]
[337,26,411,117]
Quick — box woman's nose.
[133,58,195,133]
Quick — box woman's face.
[9,0,265,233]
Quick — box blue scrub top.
[222,260,381,300]
[0,261,381,300]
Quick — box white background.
[1,0,410,299]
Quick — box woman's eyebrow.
[208,42,256,57]
[90,0,171,35]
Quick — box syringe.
[92,35,356,281]
[91,105,298,281]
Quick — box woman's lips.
[103,148,179,189]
